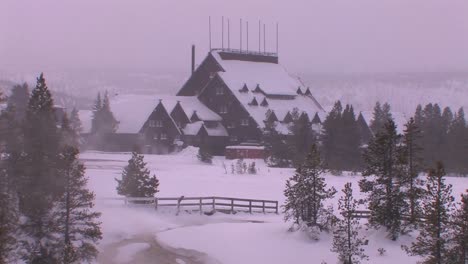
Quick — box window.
[156,120,163,127]
[219,105,228,114]
[153,134,159,140]
[230,136,238,142]
[227,122,235,129]
[160,133,168,140]
[216,86,224,95]
[149,120,156,127]
[241,119,249,126]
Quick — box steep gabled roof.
[155,96,222,122]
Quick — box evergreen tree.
[369,102,393,134]
[54,146,102,263]
[283,144,336,232]
[321,101,343,170]
[90,93,102,134]
[360,120,406,240]
[248,162,257,174]
[7,82,29,122]
[448,190,468,264]
[263,115,291,167]
[447,108,467,174]
[288,108,314,167]
[332,182,368,264]
[116,151,159,197]
[403,162,454,264]
[0,168,18,264]
[197,144,213,164]
[100,91,118,134]
[19,73,63,263]
[60,113,80,148]
[341,105,362,171]
[69,108,83,147]
[356,112,372,145]
[401,117,425,225]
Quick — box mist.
[1,0,468,74]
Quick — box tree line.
[0,74,101,263]
[264,100,468,176]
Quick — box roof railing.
[211,48,278,57]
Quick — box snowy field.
[82,148,468,264]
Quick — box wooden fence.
[103,196,279,215]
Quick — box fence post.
[199,198,203,215]
[212,197,216,211]
[275,201,278,214]
[262,201,265,214]
[231,199,234,214]
[155,198,158,211]
[249,201,252,214]
[177,196,184,216]
[124,197,128,206]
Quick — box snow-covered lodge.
[81,49,327,154]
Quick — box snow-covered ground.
[82,148,468,264]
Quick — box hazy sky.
[1,0,468,73]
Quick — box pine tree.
[0,168,18,264]
[356,112,372,145]
[401,117,425,225]
[263,116,291,167]
[447,108,467,174]
[197,144,213,164]
[341,105,362,171]
[100,91,118,134]
[288,108,314,167]
[69,108,83,147]
[90,92,102,134]
[54,146,102,263]
[332,182,368,264]
[248,162,257,174]
[321,101,343,170]
[116,151,159,198]
[60,113,80,148]
[283,144,336,233]
[369,102,393,134]
[7,82,29,122]
[360,120,406,240]
[403,162,454,264]
[19,73,63,263]
[447,190,468,264]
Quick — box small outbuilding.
[225,144,265,160]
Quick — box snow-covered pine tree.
[360,120,406,240]
[283,144,336,233]
[447,190,468,264]
[403,162,454,264]
[197,144,213,164]
[116,151,159,198]
[288,108,315,167]
[401,117,425,226]
[248,162,257,174]
[54,146,102,263]
[332,182,368,264]
[19,73,63,263]
[69,108,83,147]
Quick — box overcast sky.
[1,0,468,73]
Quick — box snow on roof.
[360,111,409,134]
[182,121,203,136]
[155,95,222,121]
[226,145,265,150]
[210,50,326,130]
[110,94,159,133]
[204,122,228,137]
[212,51,301,96]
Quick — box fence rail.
[102,196,279,215]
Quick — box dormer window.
[248,97,258,106]
[219,105,228,114]
[260,98,269,107]
[305,87,312,96]
[216,86,224,95]
[239,84,249,93]
[297,87,303,95]
[253,84,262,93]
